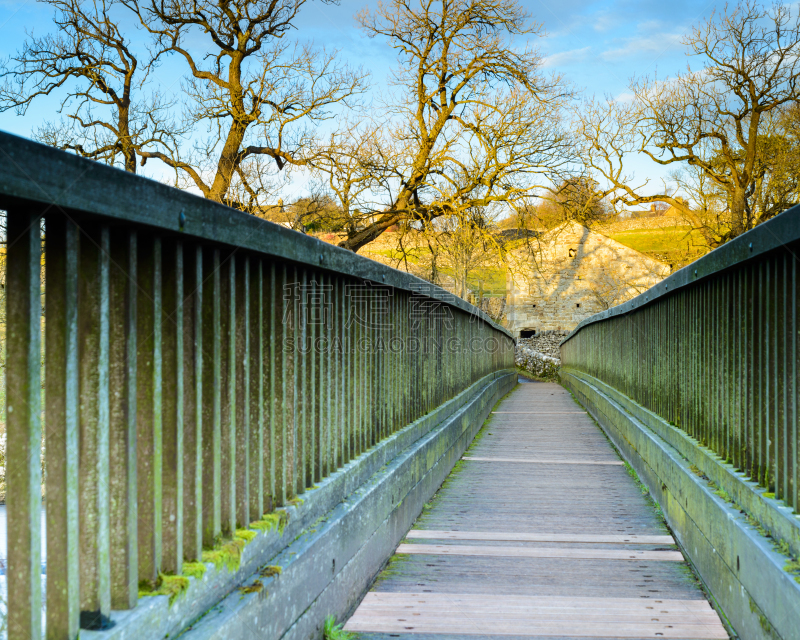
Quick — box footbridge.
[0,131,798,640]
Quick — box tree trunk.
[207,122,248,203]
[118,107,136,174]
[730,188,747,237]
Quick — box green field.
[605,226,709,270]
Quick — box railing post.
[249,258,265,521]
[6,208,43,640]
[219,252,236,534]
[137,236,163,584]
[201,248,222,545]
[182,244,203,562]
[161,239,184,573]
[234,254,250,528]
[77,226,112,624]
[45,214,80,639]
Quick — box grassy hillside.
[604,226,709,270]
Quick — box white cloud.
[542,46,592,68]
[601,31,684,61]
[592,12,620,33]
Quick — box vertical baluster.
[6,211,42,640]
[137,236,162,584]
[769,256,778,493]
[183,245,203,561]
[791,251,799,512]
[368,287,376,447]
[309,274,319,485]
[352,281,361,457]
[286,264,298,500]
[268,262,281,507]
[297,269,308,492]
[764,261,772,487]
[755,261,765,484]
[219,254,236,534]
[108,230,138,608]
[265,262,275,507]
[45,215,80,638]
[342,277,352,465]
[235,255,250,528]
[77,226,112,624]
[250,258,265,521]
[161,240,183,573]
[320,272,330,478]
[745,266,754,478]
[779,252,788,502]
[201,248,221,545]
[330,274,340,471]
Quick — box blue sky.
[0,0,763,198]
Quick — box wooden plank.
[406,530,676,545]
[344,618,729,639]
[396,544,684,561]
[346,594,727,638]
[463,457,625,466]
[358,592,714,612]
[350,608,721,624]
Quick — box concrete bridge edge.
[561,369,800,640]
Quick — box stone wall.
[597,216,689,233]
[516,332,568,359]
[505,222,669,336]
[515,343,559,380]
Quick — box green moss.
[235,528,257,543]
[745,513,769,538]
[713,486,732,503]
[324,615,355,640]
[201,532,252,573]
[689,464,707,479]
[238,579,265,595]
[763,492,775,499]
[624,462,650,496]
[138,574,191,605]
[747,593,772,632]
[251,510,289,535]
[182,562,206,580]
[287,497,305,508]
[515,366,558,383]
[259,565,282,578]
[785,558,800,583]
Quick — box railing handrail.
[562,204,800,344]
[0,130,510,337]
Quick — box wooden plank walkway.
[344,381,730,639]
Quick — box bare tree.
[434,208,501,299]
[327,0,572,252]
[576,0,800,248]
[0,0,178,173]
[310,119,397,238]
[127,0,368,208]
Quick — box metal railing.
[561,206,799,514]
[0,131,514,639]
